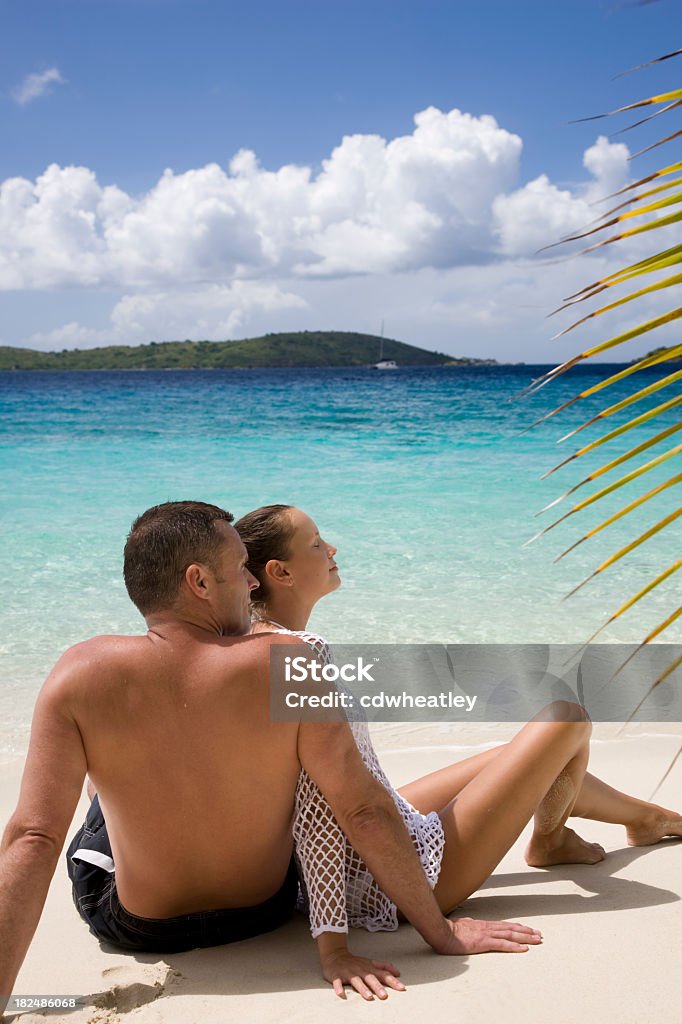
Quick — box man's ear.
[264,559,293,588]
[184,562,212,601]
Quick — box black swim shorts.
[65,795,298,953]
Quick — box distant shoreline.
[0,361,669,373]
[0,330,498,372]
[0,361,503,372]
[2,329,675,372]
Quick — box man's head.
[123,501,256,633]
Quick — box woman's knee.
[536,700,592,730]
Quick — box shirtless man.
[0,501,541,1012]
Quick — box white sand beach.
[2,724,680,1024]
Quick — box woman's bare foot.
[627,807,682,847]
[525,826,606,867]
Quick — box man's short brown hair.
[123,501,234,615]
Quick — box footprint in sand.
[87,963,181,1015]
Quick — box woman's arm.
[294,770,405,1000]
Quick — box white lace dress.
[279,628,446,938]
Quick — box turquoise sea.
[1,364,679,757]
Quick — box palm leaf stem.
[622,671,682,735]
[523,317,682,407]
[577,558,682,639]
[575,191,682,244]
[647,742,682,802]
[524,446,675,544]
[553,254,682,315]
[557,370,682,442]
[533,444,682,529]
[563,508,682,599]
[570,87,682,122]
[552,273,682,338]
[527,363,682,435]
[614,50,682,78]
[609,98,682,138]
[553,474,682,561]
[550,422,682,493]
[630,129,682,160]
[596,162,682,204]
[598,176,682,220]
[573,208,682,256]
[561,244,682,305]
[542,396,682,476]
[613,606,682,679]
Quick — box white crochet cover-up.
[278,628,445,938]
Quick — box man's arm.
[0,658,87,1016]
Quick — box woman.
[234,504,682,1000]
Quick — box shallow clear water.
[1,365,679,755]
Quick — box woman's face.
[279,508,340,602]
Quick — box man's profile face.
[211,522,258,635]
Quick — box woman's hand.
[317,933,405,1000]
[320,948,405,1000]
[435,916,543,955]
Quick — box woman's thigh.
[398,745,507,813]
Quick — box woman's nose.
[327,541,337,556]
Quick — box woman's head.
[234,505,339,615]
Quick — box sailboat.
[371,322,398,369]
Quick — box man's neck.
[144,608,223,640]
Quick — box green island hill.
[0,332,498,371]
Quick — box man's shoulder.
[45,634,145,691]
[220,632,311,669]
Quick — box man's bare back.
[65,628,302,916]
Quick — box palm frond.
[553,475,682,561]
[597,161,682,204]
[543,397,682,477]
[630,128,682,160]
[552,273,682,337]
[614,50,682,78]
[581,558,682,641]
[532,51,682,675]
[570,87,682,122]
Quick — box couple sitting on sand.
[1,500,680,1007]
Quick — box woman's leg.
[400,742,682,849]
[398,745,507,812]
[569,772,682,846]
[431,701,602,914]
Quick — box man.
[0,501,539,1011]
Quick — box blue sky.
[1,0,679,360]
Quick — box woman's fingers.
[332,978,346,999]
[371,966,406,992]
[350,974,381,1000]
[371,960,402,976]
[325,953,406,999]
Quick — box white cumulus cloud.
[0,107,527,291]
[1,109,647,354]
[492,135,631,257]
[12,67,66,106]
